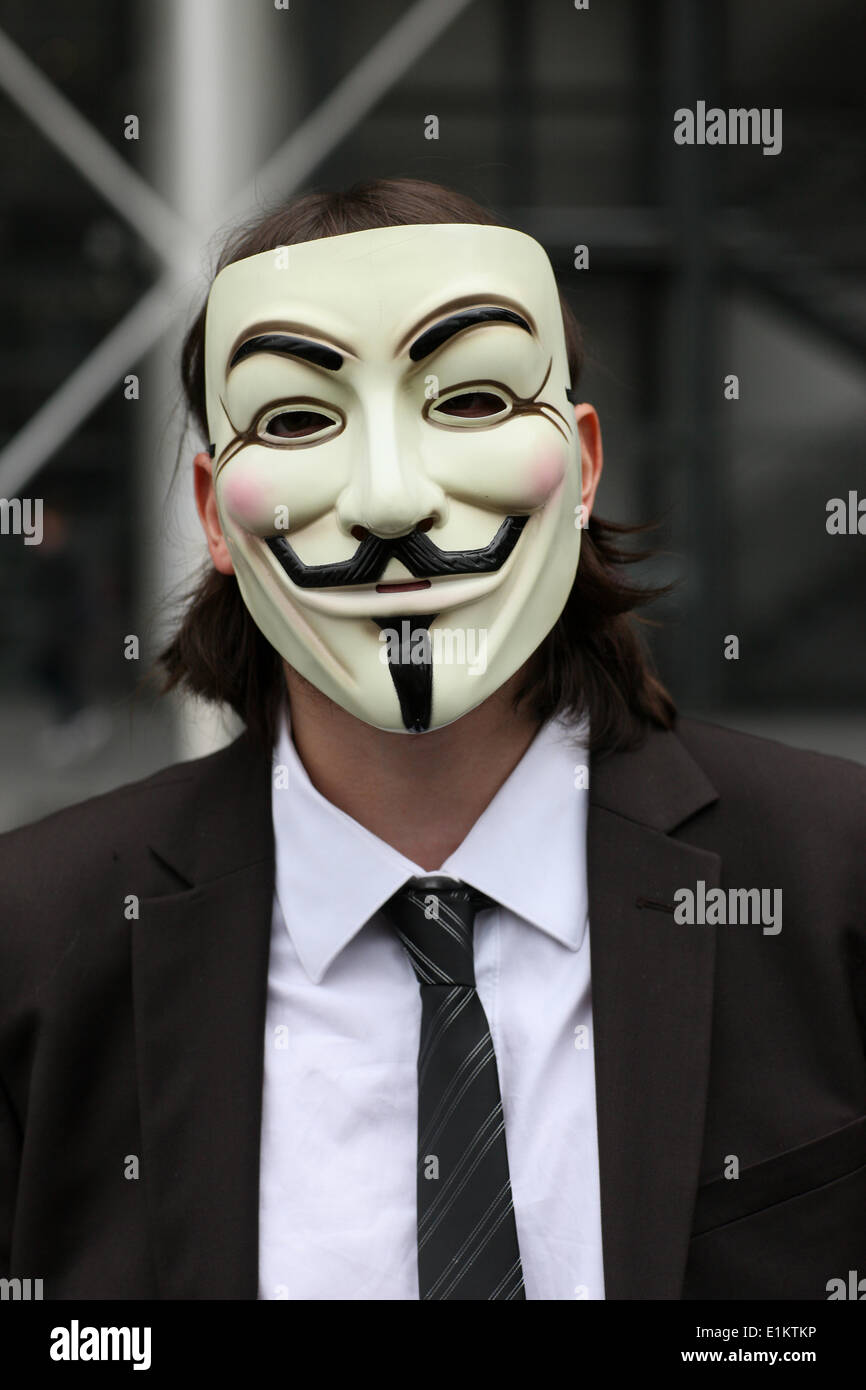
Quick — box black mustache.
[266,515,528,589]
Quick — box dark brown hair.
[160,177,675,751]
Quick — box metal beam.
[226,0,476,213]
[0,27,197,265]
[0,0,480,497]
[660,0,726,705]
[513,206,866,365]
[0,272,189,497]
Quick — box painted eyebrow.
[408,305,533,363]
[228,333,344,373]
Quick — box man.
[1,179,864,1301]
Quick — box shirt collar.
[440,715,589,952]
[271,708,589,983]
[271,711,424,983]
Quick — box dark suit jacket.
[1,716,865,1300]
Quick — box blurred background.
[1,0,864,830]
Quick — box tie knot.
[379,876,492,986]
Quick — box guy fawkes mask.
[204,223,582,732]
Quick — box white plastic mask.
[203,223,582,732]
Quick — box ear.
[573,403,603,521]
[193,451,234,575]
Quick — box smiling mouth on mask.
[265,514,528,591]
[374,578,432,594]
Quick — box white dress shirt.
[258,709,605,1300]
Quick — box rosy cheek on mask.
[438,432,572,514]
[217,437,348,537]
[521,445,568,508]
[220,468,281,536]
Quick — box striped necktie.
[380,875,526,1300]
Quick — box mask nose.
[335,389,446,539]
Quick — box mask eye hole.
[257,405,343,444]
[426,387,512,427]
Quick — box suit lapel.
[587,727,720,1299]
[131,733,275,1299]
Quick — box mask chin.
[373,613,438,732]
[226,486,580,736]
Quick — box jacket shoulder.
[673,715,866,842]
[676,715,866,794]
[0,739,233,871]
[0,734,262,1007]
[0,733,271,1028]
